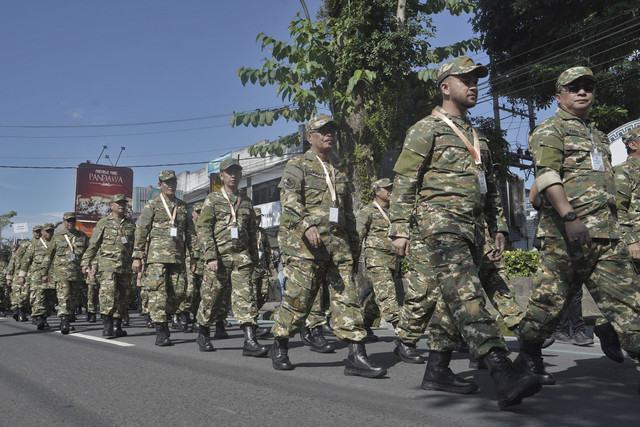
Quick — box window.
[251,178,280,205]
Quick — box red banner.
[74,163,134,223]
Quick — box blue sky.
[0,1,532,238]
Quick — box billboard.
[74,163,134,223]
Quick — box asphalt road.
[1,314,638,426]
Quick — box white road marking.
[56,331,135,347]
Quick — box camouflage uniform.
[196,187,258,327]
[253,211,272,310]
[0,257,10,314]
[520,105,640,353]
[81,212,136,318]
[357,188,400,325]
[133,193,195,323]
[7,239,33,313]
[389,105,509,359]
[43,220,89,317]
[19,234,56,318]
[271,149,366,342]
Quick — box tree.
[1,211,18,253]
[231,0,481,208]
[472,1,640,133]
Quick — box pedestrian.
[268,114,386,378]
[389,56,540,407]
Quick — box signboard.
[12,222,29,234]
[608,119,640,166]
[254,201,282,229]
[74,163,134,222]
[207,151,232,175]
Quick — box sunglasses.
[563,82,595,93]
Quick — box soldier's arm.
[185,207,197,259]
[196,197,218,262]
[42,240,57,277]
[264,232,272,269]
[18,245,35,279]
[483,149,509,239]
[279,161,313,232]
[356,206,372,258]
[82,220,105,269]
[247,207,259,264]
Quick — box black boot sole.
[343,360,387,378]
[269,347,294,370]
[310,345,334,354]
[497,376,542,409]
[393,347,425,364]
[421,380,479,395]
[242,347,269,357]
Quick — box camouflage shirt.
[19,238,52,288]
[278,149,359,263]
[256,226,272,270]
[389,106,508,242]
[357,202,396,267]
[133,195,195,264]
[196,188,257,266]
[6,239,34,281]
[613,156,640,245]
[530,108,618,239]
[43,229,89,281]
[82,214,136,273]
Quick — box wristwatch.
[562,211,578,223]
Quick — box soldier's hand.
[42,275,48,283]
[565,219,591,247]
[88,272,96,285]
[6,279,12,286]
[132,259,142,273]
[487,232,505,261]
[82,266,89,275]
[17,277,25,285]
[391,237,410,257]
[207,260,218,272]
[304,226,323,248]
[629,242,640,260]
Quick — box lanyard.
[160,193,177,226]
[315,155,337,204]
[372,201,391,226]
[39,237,48,249]
[113,215,126,238]
[63,234,76,254]
[432,110,482,166]
[221,188,241,224]
[579,119,599,153]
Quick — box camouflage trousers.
[142,262,187,323]
[271,258,366,342]
[11,281,30,310]
[252,267,270,311]
[519,237,640,353]
[304,280,330,328]
[56,280,86,316]
[31,287,57,317]
[178,271,202,315]
[97,271,132,318]
[0,285,11,310]
[197,259,256,327]
[396,233,507,358]
[86,281,99,314]
[363,265,400,324]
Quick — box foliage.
[502,249,538,277]
[0,210,17,229]
[472,1,640,133]
[471,116,511,182]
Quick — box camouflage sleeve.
[264,233,272,268]
[42,240,57,277]
[197,196,218,262]
[389,124,432,239]
[247,207,259,264]
[614,164,639,245]
[279,160,314,232]
[530,122,564,192]
[343,187,360,261]
[356,206,372,258]
[18,245,35,278]
[133,204,154,260]
[484,155,509,236]
[185,209,197,259]
[81,219,105,268]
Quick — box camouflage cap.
[42,223,55,230]
[253,208,262,217]
[306,114,339,133]
[623,128,640,147]
[192,202,203,212]
[220,158,241,172]
[32,225,43,232]
[556,66,597,87]
[436,56,488,85]
[158,170,176,181]
[63,212,76,221]
[372,178,393,191]
[110,194,127,203]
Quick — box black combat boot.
[213,319,229,339]
[421,351,479,394]
[299,325,313,346]
[309,326,334,353]
[322,322,334,336]
[113,317,128,338]
[255,325,271,338]
[145,314,154,328]
[154,322,173,346]
[363,316,379,343]
[514,341,556,385]
[468,354,487,369]
[60,315,71,335]
[102,314,114,337]
[122,312,130,326]
[19,309,28,322]
[344,341,387,378]
[87,312,97,323]
[171,314,180,330]
[242,325,269,357]
[69,313,76,322]
[196,325,215,352]
[394,338,425,364]
[178,312,189,332]
[269,337,293,370]
[594,322,624,363]
[484,348,542,409]
[12,309,19,321]
[35,315,46,331]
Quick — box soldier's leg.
[196,266,227,327]
[478,254,524,330]
[87,281,99,315]
[165,263,187,318]
[97,272,117,317]
[192,273,203,316]
[368,266,400,324]
[230,262,258,327]
[115,272,133,319]
[305,282,326,329]
[326,261,366,342]
[178,268,195,315]
[31,287,46,317]
[144,263,170,323]
[56,280,74,316]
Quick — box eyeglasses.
[309,126,338,135]
[563,82,595,93]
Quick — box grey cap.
[63,212,76,221]
[110,194,127,203]
[372,178,393,191]
[556,66,597,87]
[306,114,339,133]
[42,223,55,230]
[623,128,640,147]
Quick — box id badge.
[230,227,239,239]
[170,227,178,237]
[70,253,76,261]
[120,236,127,244]
[478,171,488,195]
[329,207,339,223]
[591,151,604,171]
[258,250,263,259]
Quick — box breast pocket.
[563,134,593,170]
[432,140,472,172]
[305,173,328,206]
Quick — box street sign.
[12,222,29,234]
